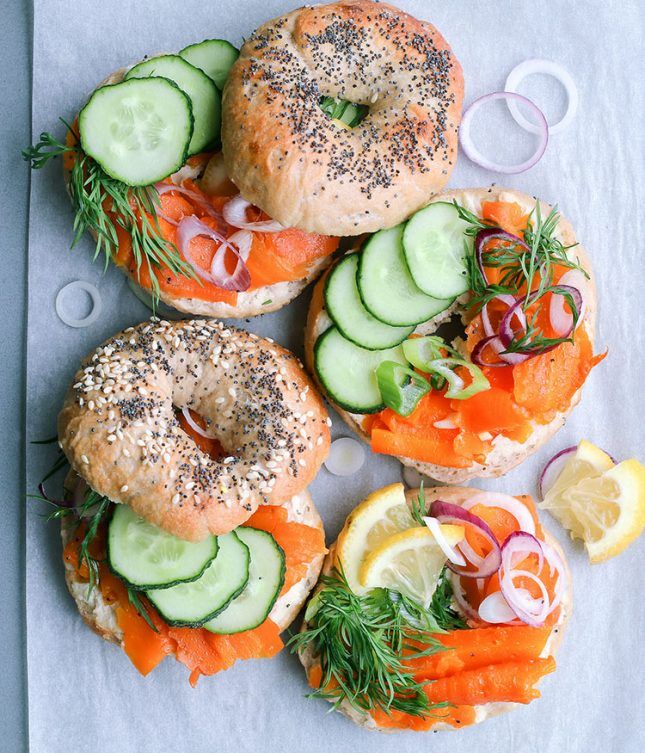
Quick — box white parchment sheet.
[26,1,644,751]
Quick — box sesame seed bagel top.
[222,0,464,236]
[58,319,331,541]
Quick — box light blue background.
[10,1,645,752]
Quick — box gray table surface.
[0,1,29,751]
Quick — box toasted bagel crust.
[222,0,464,236]
[305,187,597,483]
[63,66,335,319]
[58,319,330,540]
[298,485,571,732]
[62,487,325,652]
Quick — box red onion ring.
[223,194,284,233]
[462,492,536,535]
[470,335,511,368]
[155,182,224,223]
[430,500,502,579]
[475,228,530,285]
[459,92,549,174]
[539,445,577,498]
[448,572,481,623]
[478,591,522,625]
[176,216,251,291]
[499,532,549,626]
[550,270,586,335]
[541,540,567,616]
[423,516,466,566]
[479,294,530,366]
[180,407,211,439]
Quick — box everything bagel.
[222,0,464,236]
[305,187,604,483]
[58,319,330,540]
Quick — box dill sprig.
[290,567,452,718]
[22,122,198,301]
[456,200,588,354]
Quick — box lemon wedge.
[541,458,645,563]
[359,525,465,606]
[543,440,614,499]
[335,483,416,592]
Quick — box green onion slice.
[375,361,430,416]
[402,336,459,371]
[423,357,490,400]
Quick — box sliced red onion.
[448,571,481,623]
[505,59,579,136]
[479,293,530,366]
[541,540,566,616]
[463,491,536,535]
[459,92,549,174]
[475,229,529,285]
[478,590,522,624]
[429,500,502,578]
[37,481,71,509]
[177,215,251,292]
[498,297,529,347]
[499,532,549,626]
[223,194,284,233]
[550,270,586,336]
[423,516,467,567]
[471,335,511,368]
[181,407,211,439]
[539,445,577,498]
[155,182,224,223]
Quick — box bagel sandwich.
[296,483,571,732]
[52,318,329,683]
[47,46,341,319]
[305,187,604,484]
[223,0,464,237]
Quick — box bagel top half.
[58,318,330,541]
[305,187,597,484]
[222,0,464,236]
[64,68,338,320]
[298,484,571,733]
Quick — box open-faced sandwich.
[295,482,570,731]
[47,319,330,683]
[306,188,606,482]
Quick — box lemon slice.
[542,440,614,499]
[541,459,645,563]
[335,483,416,592]
[359,525,465,606]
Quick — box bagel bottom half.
[62,480,325,673]
[298,485,571,732]
[304,187,598,484]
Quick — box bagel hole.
[175,407,227,460]
[319,95,369,128]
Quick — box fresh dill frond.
[23,121,198,302]
[127,589,159,633]
[410,482,427,526]
[429,569,468,632]
[289,567,450,718]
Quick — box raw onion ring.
[539,445,577,498]
[223,194,284,232]
[475,228,529,285]
[505,59,579,136]
[155,182,224,223]
[180,407,212,439]
[499,531,549,626]
[176,215,251,292]
[430,500,502,578]
[55,281,102,328]
[550,270,587,336]
[462,492,536,535]
[459,91,549,174]
[478,590,521,624]
[423,515,466,567]
[448,571,481,623]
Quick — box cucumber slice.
[108,504,217,589]
[204,527,285,634]
[78,77,193,186]
[147,532,250,627]
[125,54,221,154]
[325,255,414,349]
[314,326,408,413]
[179,39,239,90]
[357,225,453,326]
[402,202,472,299]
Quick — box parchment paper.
[26,1,644,751]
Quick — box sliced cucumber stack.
[402,202,472,299]
[325,254,414,349]
[179,39,239,90]
[204,527,285,634]
[357,225,453,326]
[108,504,217,589]
[78,77,193,186]
[125,54,221,154]
[315,326,408,413]
[147,532,250,627]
